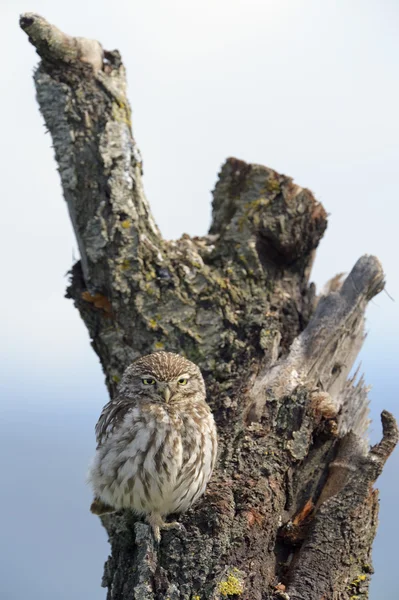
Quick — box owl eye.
[178,377,188,386]
[142,378,156,385]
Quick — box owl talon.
[147,514,185,542]
[152,526,161,543]
[161,521,185,534]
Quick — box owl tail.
[90,497,116,515]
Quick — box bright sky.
[0,1,398,599]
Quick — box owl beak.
[163,386,171,403]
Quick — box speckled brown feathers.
[129,352,201,381]
[88,352,217,541]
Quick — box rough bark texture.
[21,14,398,600]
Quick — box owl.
[88,351,217,542]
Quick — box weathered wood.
[21,13,398,600]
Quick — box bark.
[21,14,398,600]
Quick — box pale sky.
[1,1,398,599]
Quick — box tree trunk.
[21,14,398,600]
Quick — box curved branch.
[370,410,399,462]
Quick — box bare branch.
[286,411,398,600]
[210,157,327,281]
[248,255,384,433]
[370,410,399,462]
[20,13,104,71]
[21,13,161,295]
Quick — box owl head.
[119,351,206,404]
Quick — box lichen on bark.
[21,13,398,600]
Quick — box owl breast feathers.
[88,352,217,541]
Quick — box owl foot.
[161,521,186,535]
[90,497,116,515]
[147,514,185,543]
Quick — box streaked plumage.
[88,352,217,541]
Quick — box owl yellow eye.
[178,377,188,386]
[142,378,156,385]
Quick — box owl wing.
[95,396,133,448]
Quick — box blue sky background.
[1,1,398,598]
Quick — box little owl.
[88,351,217,541]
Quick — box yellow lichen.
[192,596,201,600]
[208,272,229,291]
[347,572,368,598]
[244,197,269,212]
[154,342,164,350]
[266,178,281,193]
[121,259,130,270]
[218,572,244,597]
[145,270,156,281]
[121,219,131,229]
[237,214,248,232]
[348,574,367,588]
[148,318,158,329]
[112,102,132,127]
